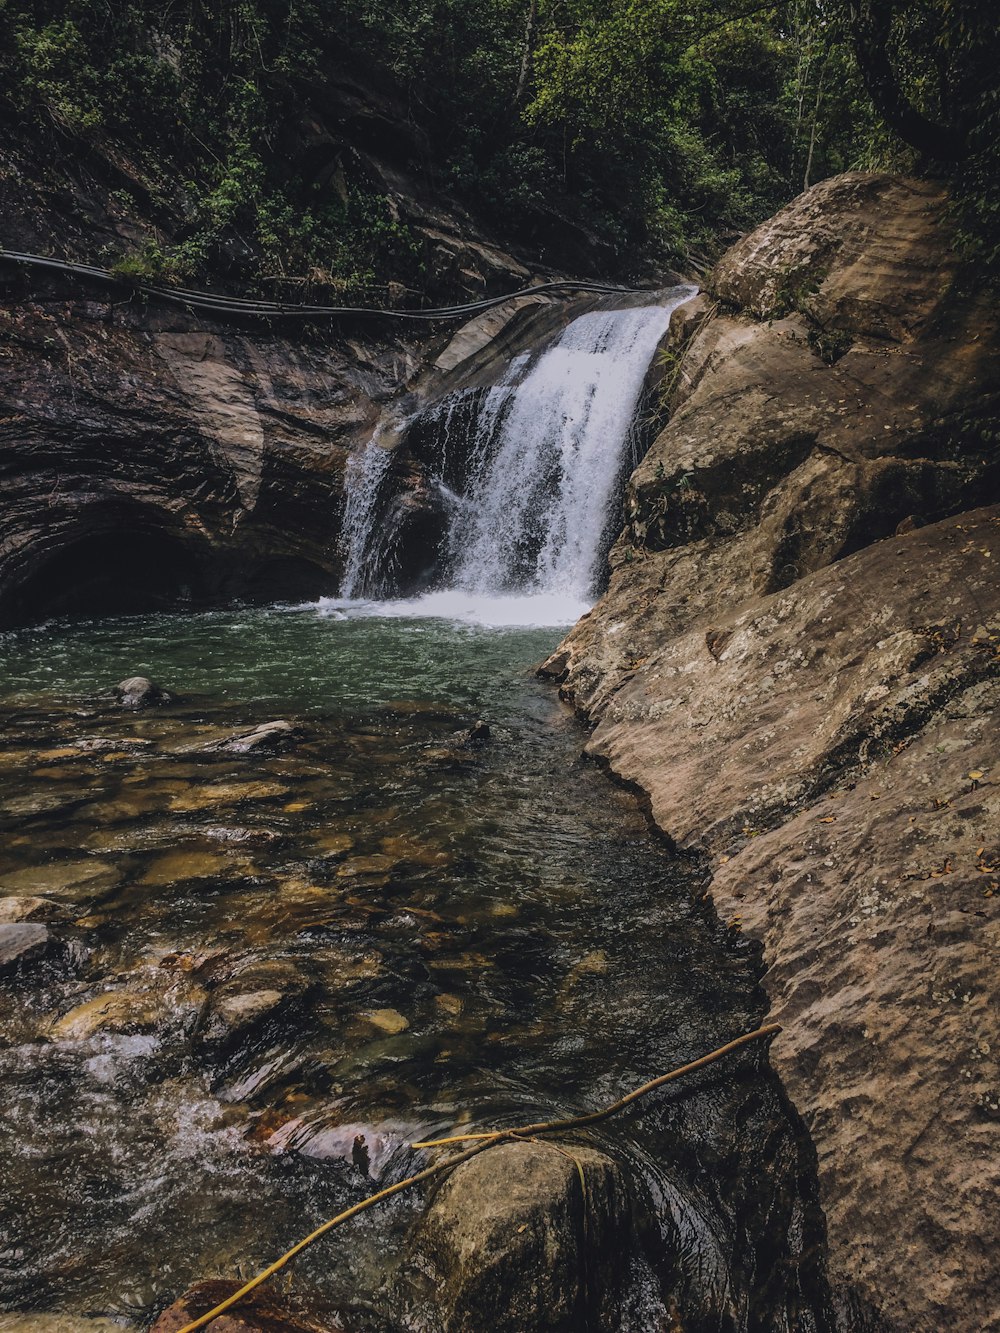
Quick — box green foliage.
[807,325,853,364]
[12,17,105,133]
[0,0,996,288]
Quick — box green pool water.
[0,604,828,1332]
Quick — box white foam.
[317,589,590,628]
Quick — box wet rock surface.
[0,616,830,1331]
[412,1140,640,1333]
[115,676,171,710]
[548,174,1000,1331]
[208,721,303,755]
[151,1280,348,1333]
[0,922,56,972]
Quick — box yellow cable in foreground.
[172,1022,780,1333]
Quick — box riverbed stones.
[0,894,69,923]
[207,720,302,755]
[357,1006,409,1035]
[115,676,170,709]
[412,1140,635,1333]
[167,781,287,813]
[198,961,311,1054]
[0,922,57,973]
[0,859,121,901]
[49,990,165,1039]
[140,847,251,886]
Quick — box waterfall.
[338,432,394,599]
[334,286,696,624]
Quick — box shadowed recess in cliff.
[334,288,696,623]
[0,524,206,627]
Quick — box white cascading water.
[338,429,394,599]
[333,287,696,625]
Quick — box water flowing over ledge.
[336,287,697,622]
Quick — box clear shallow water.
[0,603,828,1332]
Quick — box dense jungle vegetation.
[0,0,995,297]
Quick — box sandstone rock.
[198,962,310,1053]
[549,175,999,719]
[140,848,249,886]
[115,676,170,709]
[0,895,70,924]
[412,1140,637,1333]
[50,990,164,1040]
[0,860,120,902]
[0,1316,138,1333]
[547,173,1000,1332]
[357,1007,408,1035]
[167,782,288,813]
[199,988,286,1046]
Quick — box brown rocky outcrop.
[0,289,391,623]
[544,174,1000,1331]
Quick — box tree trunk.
[847,0,964,162]
[514,0,539,110]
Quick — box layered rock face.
[0,289,397,623]
[545,175,1000,1331]
[0,271,586,625]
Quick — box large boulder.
[548,174,999,717]
[411,1139,641,1332]
[544,173,1000,1332]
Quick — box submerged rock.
[0,859,120,902]
[115,676,171,709]
[167,782,288,813]
[49,990,166,1040]
[151,1280,348,1333]
[411,1139,637,1333]
[207,720,302,755]
[198,962,311,1055]
[453,720,490,747]
[50,975,209,1045]
[357,1007,409,1035]
[0,895,70,924]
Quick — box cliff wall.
[545,174,1000,1332]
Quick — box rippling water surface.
[0,604,827,1332]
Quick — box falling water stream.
[0,293,831,1332]
[337,288,696,622]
